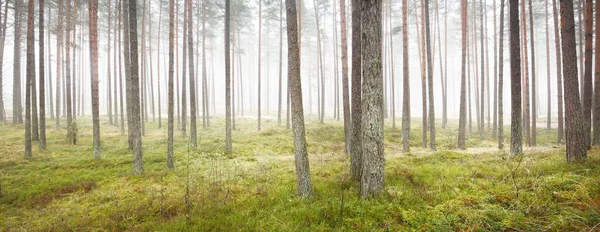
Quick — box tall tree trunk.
[47,8,53,121]
[492,0,498,137]
[498,0,505,149]
[278,0,283,126]
[0,1,5,123]
[31,0,39,141]
[56,0,63,129]
[350,0,363,181]
[545,0,551,132]
[225,0,232,153]
[520,0,530,146]
[285,0,313,199]
[38,0,46,149]
[13,0,23,125]
[509,0,522,156]
[360,0,384,199]
[118,0,125,135]
[578,0,584,103]
[181,0,187,136]
[187,0,197,147]
[560,0,587,162]
[65,0,74,144]
[582,0,593,149]
[167,0,175,169]
[594,0,600,145]
[552,0,564,143]
[389,1,395,129]
[258,0,262,130]
[127,0,144,174]
[528,0,537,146]
[108,0,113,125]
[416,0,427,148]
[202,0,209,128]
[425,0,436,151]
[479,0,485,140]
[458,0,468,150]
[340,0,351,155]
[402,0,410,152]
[313,0,325,124]
[157,1,162,128]
[24,0,33,158]
[89,0,101,159]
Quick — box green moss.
[0,117,599,231]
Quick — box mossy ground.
[1,116,599,231]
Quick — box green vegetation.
[1,117,599,231]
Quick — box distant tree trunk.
[65,0,74,144]
[258,0,262,130]
[458,0,468,150]
[47,8,53,121]
[118,0,125,135]
[509,0,522,156]
[231,0,236,131]
[127,0,144,174]
[528,0,537,146]
[340,0,351,155]
[545,0,551,132]
[157,1,162,129]
[0,1,5,123]
[113,0,119,128]
[225,0,232,153]
[479,0,485,140]
[594,0,600,145]
[13,0,23,125]
[350,0,363,181]
[498,0,505,149]
[89,0,101,159]
[31,1,39,141]
[360,0,383,199]
[435,0,444,131]
[24,0,33,158]
[181,1,188,136]
[578,0,584,103]
[552,0,564,143]
[425,0,436,151]
[415,0,427,148]
[313,0,324,124]
[167,0,175,169]
[202,0,209,128]
[389,1,395,129]
[278,0,283,126]
[402,0,410,152]
[285,0,312,199]
[148,1,155,125]
[175,2,180,129]
[333,0,339,121]
[187,0,197,148]
[108,0,113,126]
[520,0,530,146]
[56,0,63,129]
[38,0,46,148]
[492,0,498,137]
[560,0,587,162]
[582,0,593,149]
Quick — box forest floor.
[1,116,600,231]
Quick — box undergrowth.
[0,116,598,231]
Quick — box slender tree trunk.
[258,0,262,130]
[278,0,283,126]
[425,0,436,150]
[187,0,197,147]
[509,0,522,156]
[24,0,33,158]
[492,0,498,137]
[157,1,162,129]
[0,1,5,123]
[545,0,551,132]
[38,0,46,148]
[128,0,144,174]
[181,0,187,136]
[66,0,74,144]
[118,0,125,135]
[313,0,325,124]
[89,0,101,159]
[225,0,232,153]
[108,0,113,125]
[416,0,427,148]
[56,0,63,129]
[47,8,53,121]
[389,1,395,129]
[529,0,537,146]
[13,0,23,125]
[479,0,485,140]
[578,0,584,103]
[167,0,175,169]
[402,0,410,152]
[340,0,351,155]
[350,0,363,181]
[582,0,593,149]
[458,0,468,150]
[498,0,505,149]
[202,0,209,128]
[520,0,530,146]
[594,0,600,145]
[552,0,564,143]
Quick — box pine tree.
[509,0,522,156]
[402,0,410,152]
[89,0,101,159]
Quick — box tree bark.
[498,0,505,149]
[13,0,23,125]
[360,0,384,199]
[426,0,436,151]
[582,0,593,149]
[509,0,522,156]
[340,0,351,155]
[225,0,232,153]
[167,0,175,169]
[187,0,197,147]
[350,0,363,181]
[89,0,101,159]
[38,0,46,149]
[258,0,262,130]
[560,0,587,162]
[24,0,33,158]
[128,0,144,174]
[286,0,313,199]
[594,0,600,145]
[402,0,410,152]
[528,0,537,146]
[552,0,564,143]
[458,0,468,150]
